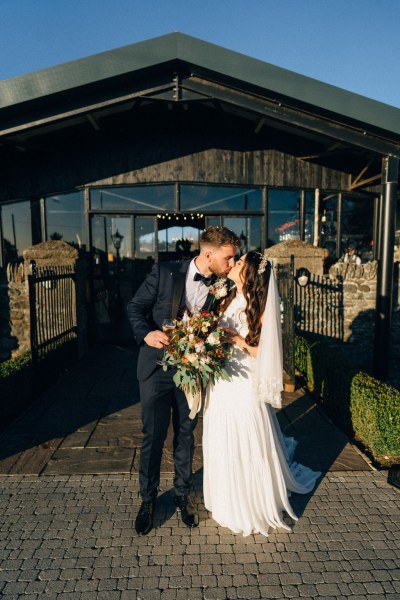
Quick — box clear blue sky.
[1,0,400,107]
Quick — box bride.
[203,251,321,537]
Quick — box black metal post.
[28,260,38,363]
[372,195,380,261]
[373,156,399,380]
[376,193,384,261]
[0,205,4,269]
[336,193,342,259]
[299,190,305,241]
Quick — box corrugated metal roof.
[1,32,399,138]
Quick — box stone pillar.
[264,240,326,275]
[22,240,88,359]
[0,263,30,361]
[0,240,88,363]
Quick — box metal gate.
[28,260,78,362]
[276,256,295,387]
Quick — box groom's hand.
[144,330,170,349]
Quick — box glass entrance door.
[206,216,263,254]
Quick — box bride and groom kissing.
[127,226,320,537]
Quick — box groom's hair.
[200,226,241,250]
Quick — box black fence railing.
[276,257,295,385]
[28,261,78,362]
[295,274,344,340]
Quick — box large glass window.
[45,191,86,249]
[341,196,373,261]
[181,185,262,212]
[158,225,202,254]
[304,191,315,244]
[268,190,300,245]
[319,193,338,258]
[91,185,176,212]
[223,216,262,254]
[1,201,32,265]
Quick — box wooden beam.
[183,76,400,157]
[350,174,381,190]
[351,158,374,187]
[0,82,174,137]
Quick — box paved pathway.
[0,344,399,599]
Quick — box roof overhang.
[0,32,399,189]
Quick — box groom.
[127,226,240,535]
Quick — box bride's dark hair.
[242,251,271,346]
[221,251,271,347]
[221,250,272,346]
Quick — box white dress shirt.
[184,259,210,313]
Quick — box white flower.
[209,277,229,299]
[195,342,205,353]
[206,331,220,346]
[187,353,198,363]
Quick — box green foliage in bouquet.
[159,310,232,393]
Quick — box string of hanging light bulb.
[156,212,204,221]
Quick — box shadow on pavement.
[0,343,370,480]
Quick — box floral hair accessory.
[257,254,269,275]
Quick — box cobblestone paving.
[1,471,399,599]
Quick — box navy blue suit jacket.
[127,260,224,382]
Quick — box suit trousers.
[138,365,198,501]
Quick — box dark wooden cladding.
[2,114,350,201]
[88,148,349,190]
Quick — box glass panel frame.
[268,190,301,246]
[180,185,263,212]
[0,200,32,265]
[91,185,176,213]
[45,191,86,250]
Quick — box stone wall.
[264,240,400,387]
[0,263,30,362]
[329,260,378,344]
[0,241,88,362]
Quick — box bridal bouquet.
[159,310,231,418]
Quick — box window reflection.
[304,191,315,244]
[319,193,338,258]
[268,190,300,245]
[1,201,32,265]
[223,216,262,254]
[341,196,373,261]
[45,191,86,249]
[135,218,156,257]
[91,185,175,212]
[181,185,262,212]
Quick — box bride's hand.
[221,327,251,354]
[220,327,238,344]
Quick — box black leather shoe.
[135,500,156,535]
[174,494,199,528]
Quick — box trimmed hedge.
[295,334,400,466]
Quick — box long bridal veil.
[252,264,284,409]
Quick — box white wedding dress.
[203,293,320,537]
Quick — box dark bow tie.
[193,272,217,287]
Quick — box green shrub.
[0,350,32,380]
[351,372,400,463]
[295,333,400,466]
